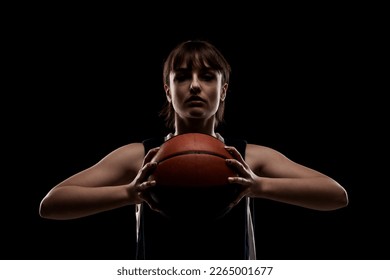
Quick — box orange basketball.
[147,133,241,220]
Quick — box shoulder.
[98,142,145,172]
[61,142,146,187]
[246,143,285,157]
[108,135,166,161]
[245,143,288,174]
[108,142,145,159]
[246,143,288,161]
[102,135,166,168]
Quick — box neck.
[173,126,217,138]
[174,118,217,137]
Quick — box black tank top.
[135,135,255,260]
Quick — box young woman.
[39,40,348,260]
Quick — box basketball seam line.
[157,150,229,163]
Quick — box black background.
[3,6,388,260]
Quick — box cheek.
[170,86,187,103]
[207,87,222,103]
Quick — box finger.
[143,147,160,165]
[230,184,251,207]
[228,194,245,209]
[136,180,156,192]
[139,161,158,180]
[146,200,163,214]
[225,146,247,166]
[226,158,247,174]
[228,176,251,186]
[138,189,162,214]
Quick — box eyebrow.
[174,67,215,72]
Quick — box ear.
[164,84,172,102]
[221,83,228,101]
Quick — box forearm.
[39,185,138,220]
[251,176,348,211]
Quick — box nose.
[189,75,201,94]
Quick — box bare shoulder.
[92,142,146,184]
[246,143,325,178]
[245,143,291,175]
[99,142,145,171]
[246,143,286,160]
[55,142,146,188]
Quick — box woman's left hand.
[224,146,258,208]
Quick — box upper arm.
[55,143,145,188]
[246,144,326,178]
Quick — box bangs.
[171,48,223,71]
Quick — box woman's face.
[165,64,227,123]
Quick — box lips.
[186,96,206,103]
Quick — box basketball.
[146,133,241,220]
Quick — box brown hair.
[160,40,231,129]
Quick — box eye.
[198,69,218,81]
[174,73,191,82]
[200,73,215,81]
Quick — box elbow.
[335,182,349,209]
[39,196,59,219]
[39,188,67,220]
[326,186,349,211]
[39,198,50,219]
[321,178,349,210]
[339,188,349,208]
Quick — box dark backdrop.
[3,9,388,260]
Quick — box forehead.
[171,49,219,71]
[173,62,212,73]
[173,64,214,72]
